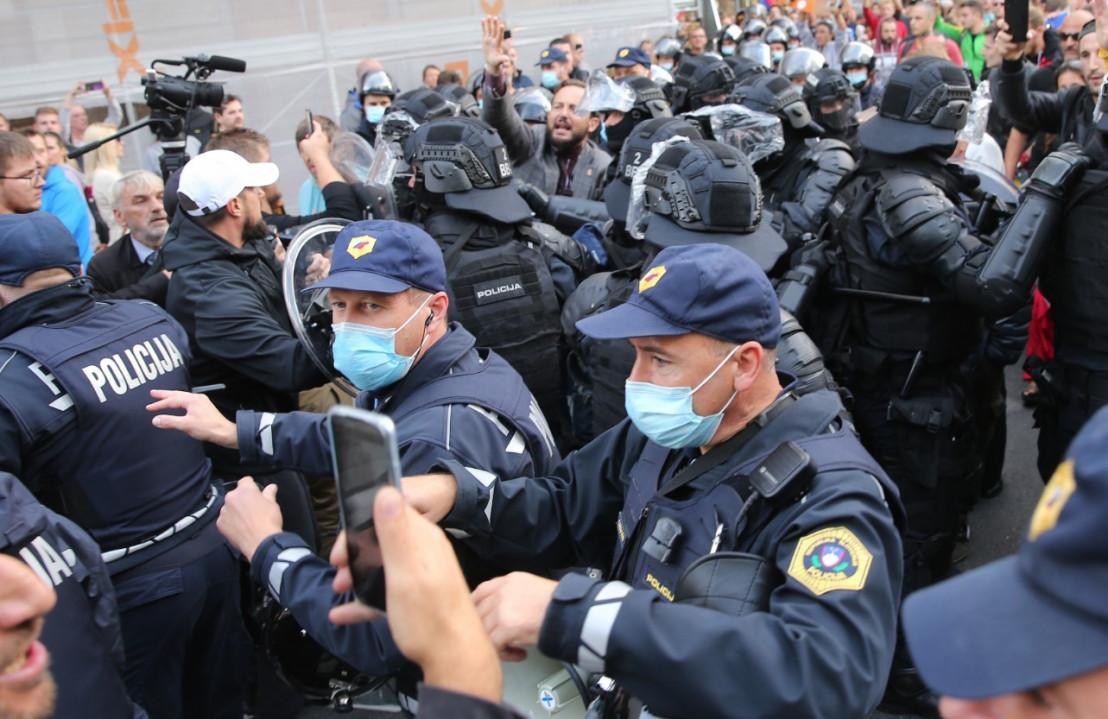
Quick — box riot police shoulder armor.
[0,473,142,718]
[0,292,213,566]
[406,116,571,447]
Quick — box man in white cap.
[161,149,326,545]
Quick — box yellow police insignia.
[619,48,630,58]
[787,527,873,596]
[347,235,377,259]
[638,265,667,293]
[1029,460,1076,541]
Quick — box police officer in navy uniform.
[563,139,834,445]
[402,243,905,719]
[149,219,560,696]
[0,212,242,718]
[1,473,146,718]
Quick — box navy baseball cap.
[307,220,447,295]
[608,47,652,69]
[576,243,780,347]
[536,47,569,66]
[0,212,82,286]
[903,406,1108,699]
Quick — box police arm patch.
[786,526,873,596]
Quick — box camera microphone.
[189,54,247,73]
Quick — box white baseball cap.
[176,149,279,217]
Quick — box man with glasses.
[0,132,45,216]
[19,130,93,267]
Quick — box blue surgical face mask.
[847,71,868,88]
[721,45,736,56]
[659,61,674,72]
[364,104,386,125]
[541,70,560,89]
[624,346,739,449]
[984,11,996,25]
[772,50,785,63]
[332,297,432,391]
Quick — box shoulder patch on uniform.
[787,526,873,596]
[1029,459,1076,541]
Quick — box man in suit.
[87,170,170,306]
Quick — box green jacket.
[936,17,986,81]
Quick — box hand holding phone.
[329,407,402,608]
[1004,0,1029,49]
[84,80,105,93]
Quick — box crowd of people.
[2,1,1108,718]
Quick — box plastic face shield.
[579,70,637,115]
[626,135,693,240]
[683,104,784,163]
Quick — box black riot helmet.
[668,54,736,113]
[603,116,703,223]
[389,87,455,123]
[723,56,770,85]
[513,86,553,124]
[604,76,673,155]
[731,73,823,138]
[804,68,858,138]
[404,116,533,224]
[858,56,971,155]
[640,140,787,272]
[435,83,481,117]
[840,41,877,73]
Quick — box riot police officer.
[668,53,737,113]
[403,242,905,719]
[402,116,590,449]
[0,212,242,717]
[731,73,855,251]
[1,473,145,718]
[151,219,561,709]
[840,41,883,110]
[563,139,834,446]
[355,69,398,146]
[804,68,860,147]
[809,56,1086,709]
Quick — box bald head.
[1060,10,1093,60]
[355,58,383,81]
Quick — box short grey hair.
[111,170,163,211]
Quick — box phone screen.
[329,408,400,607]
[85,81,104,92]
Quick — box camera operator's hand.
[217,477,283,562]
[329,487,503,704]
[147,389,238,449]
[298,119,344,188]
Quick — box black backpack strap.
[442,221,481,273]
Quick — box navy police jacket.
[246,323,560,674]
[440,387,905,719]
[0,281,216,573]
[0,473,146,718]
